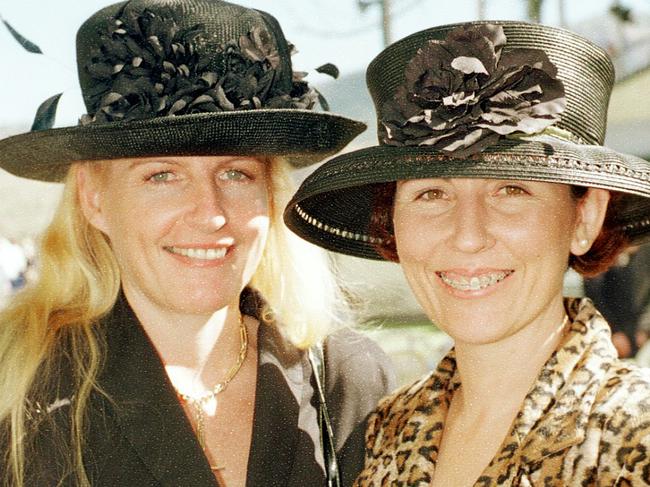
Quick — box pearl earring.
[579,238,589,248]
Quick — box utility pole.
[477,0,486,20]
[358,0,392,47]
[527,0,544,23]
[558,0,566,27]
[382,0,392,47]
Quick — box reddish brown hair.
[368,182,629,277]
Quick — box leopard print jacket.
[354,298,650,486]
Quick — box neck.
[122,286,255,395]
[452,301,568,417]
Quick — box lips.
[165,246,228,260]
[437,270,513,291]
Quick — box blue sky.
[1,0,648,129]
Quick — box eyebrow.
[127,159,181,170]
[125,156,265,171]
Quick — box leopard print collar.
[424,298,616,468]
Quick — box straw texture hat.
[285,21,650,260]
[0,0,365,182]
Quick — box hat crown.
[366,21,615,147]
[75,0,297,122]
[0,0,367,182]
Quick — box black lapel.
[245,313,306,486]
[98,296,219,486]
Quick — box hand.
[611,331,633,358]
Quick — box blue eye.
[149,171,174,182]
[219,169,249,181]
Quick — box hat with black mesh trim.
[284,21,650,260]
[0,0,365,182]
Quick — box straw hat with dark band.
[0,0,366,182]
[285,21,650,260]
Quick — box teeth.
[439,271,511,291]
[469,277,481,291]
[168,246,227,260]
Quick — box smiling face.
[77,155,270,320]
[392,178,608,346]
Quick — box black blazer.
[27,290,395,486]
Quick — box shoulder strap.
[308,342,341,487]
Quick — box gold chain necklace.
[175,315,248,457]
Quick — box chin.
[173,301,228,317]
[448,328,509,346]
[171,289,240,315]
[432,310,512,345]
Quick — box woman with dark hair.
[286,21,650,485]
[0,1,394,486]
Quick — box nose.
[183,180,227,232]
[449,195,493,253]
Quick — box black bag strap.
[308,342,341,487]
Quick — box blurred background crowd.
[1,0,650,385]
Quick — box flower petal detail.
[81,8,326,125]
[451,56,488,75]
[380,24,566,156]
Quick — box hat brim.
[285,136,650,260]
[0,109,366,182]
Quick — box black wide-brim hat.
[285,21,650,260]
[0,0,365,182]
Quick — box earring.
[579,238,589,248]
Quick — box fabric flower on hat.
[81,8,318,125]
[381,24,567,157]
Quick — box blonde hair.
[253,158,347,347]
[0,156,345,486]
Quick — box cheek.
[234,190,271,246]
[393,211,438,264]
[103,201,169,240]
[99,190,183,254]
[393,213,441,306]
[244,188,269,221]
[397,253,445,324]
[230,183,269,216]
[512,208,576,258]
[251,195,270,220]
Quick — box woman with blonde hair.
[287,21,650,485]
[0,1,394,486]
